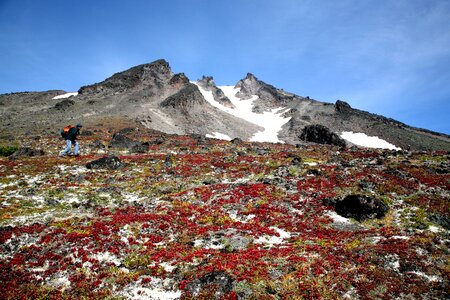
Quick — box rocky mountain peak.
[235,73,259,93]
[78,59,173,95]
[198,76,216,88]
[244,72,258,80]
[234,73,298,112]
[196,76,234,108]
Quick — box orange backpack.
[61,125,74,138]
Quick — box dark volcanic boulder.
[230,137,243,145]
[54,99,75,110]
[86,156,123,170]
[300,124,346,147]
[429,213,450,230]
[9,147,45,160]
[130,142,148,153]
[187,271,234,297]
[108,134,139,149]
[328,195,389,221]
[116,127,136,135]
[88,140,106,149]
[150,136,166,145]
[190,134,206,145]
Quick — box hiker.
[60,124,82,156]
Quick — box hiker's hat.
[76,123,83,128]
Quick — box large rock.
[300,124,346,147]
[335,100,351,113]
[326,195,389,221]
[86,156,123,170]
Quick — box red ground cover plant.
[0,132,449,299]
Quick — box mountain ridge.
[0,59,449,151]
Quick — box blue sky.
[1,0,449,134]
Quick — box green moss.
[123,253,152,269]
[0,144,19,156]
[288,166,304,177]
[417,154,447,163]
[48,189,65,200]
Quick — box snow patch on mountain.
[340,131,401,150]
[206,132,232,141]
[53,92,78,100]
[194,83,290,143]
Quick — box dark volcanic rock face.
[300,124,346,147]
[328,195,389,221]
[78,59,173,95]
[159,84,207,113]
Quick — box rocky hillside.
[0,125,449,299]
[0,59,449,151]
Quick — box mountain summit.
[0,59,449,151]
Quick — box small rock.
[116,127,136,135]
[223,235,252,252]
[164,154,174,167]
[230,137,243,144]
[256,148,269,155]
[151,136,166,145]
[186,271,234,298]
[273,166,290,177]
[288,155,302,166]
[192,134,206,145]
[81,130,94,136]
[129,142,148,153]
[86,156,123,170]
[88,140,105,149]
[429,213,450,230]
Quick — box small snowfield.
[195,83,291,143]
[340,131,401,150]
[53,92,78,100]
